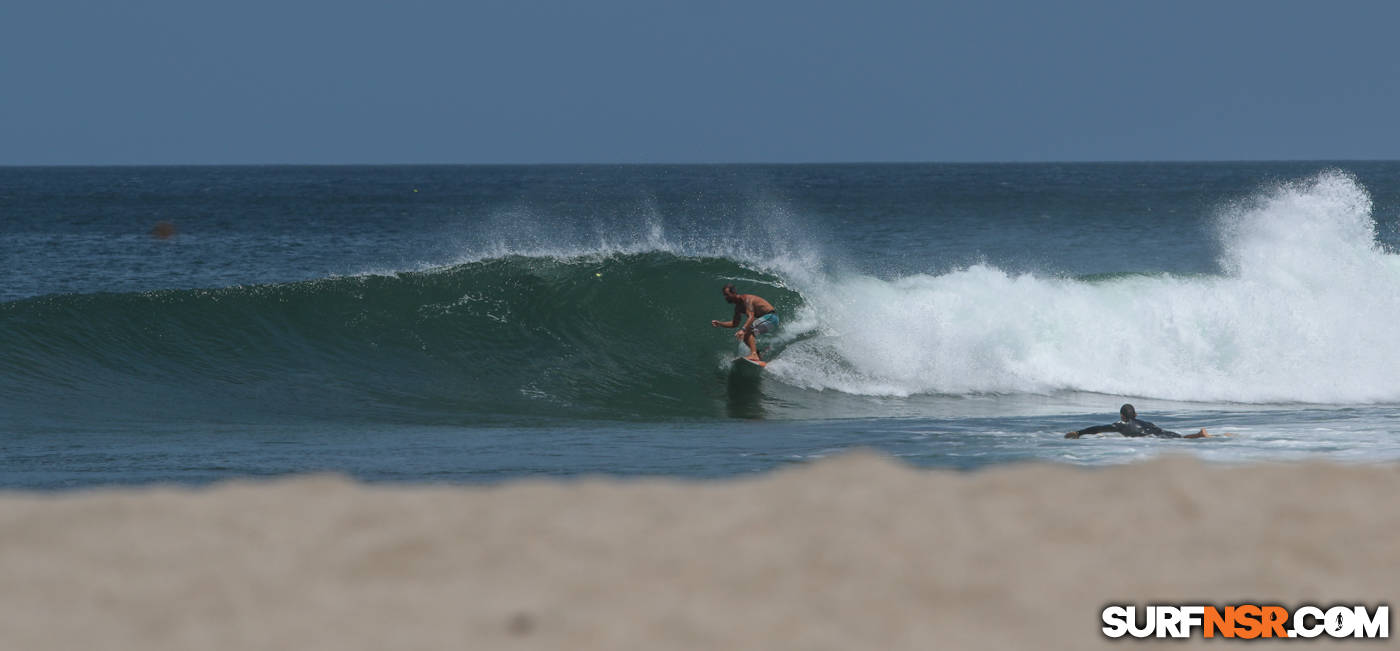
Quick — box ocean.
[3,163,1399,489]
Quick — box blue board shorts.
[750,313,779,335]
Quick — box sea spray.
[771,171,1400,404]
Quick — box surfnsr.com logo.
[1101,604,1389,639]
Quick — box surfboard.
[734,357,767,368]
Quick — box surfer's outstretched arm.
[710,304,747,329]
[1066,424,1117,439]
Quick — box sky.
[2,0,1398,164]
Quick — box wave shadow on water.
[724,361,766,419]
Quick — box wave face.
[0,253,808,423]
[3,171,1398,424]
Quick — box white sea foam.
[769,171,1400,404]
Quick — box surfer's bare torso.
[731,294,775,325]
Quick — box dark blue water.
[4,163,1400,489]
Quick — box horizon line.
[4,157,1400,168]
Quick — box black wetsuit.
[1076,418,1182,438]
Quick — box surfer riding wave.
[710,283,778,362]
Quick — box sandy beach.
[1,453,1395,650]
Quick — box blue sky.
[3,0,1398,164]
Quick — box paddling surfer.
[1066,404,1215,439]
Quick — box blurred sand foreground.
[1,453,1395,650]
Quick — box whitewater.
[771,171,1400,404]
